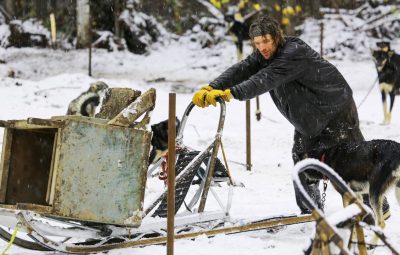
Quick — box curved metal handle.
[176,98,226,146]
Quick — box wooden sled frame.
[0,99,315,254]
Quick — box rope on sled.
[1,223,21,255]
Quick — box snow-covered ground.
[0,37,399,255]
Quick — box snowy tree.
[76,0,90,48]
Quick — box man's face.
[253,34,277,60]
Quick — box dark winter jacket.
[209,37,354,137]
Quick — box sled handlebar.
[176,98,226,145]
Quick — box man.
[191,16,368,214]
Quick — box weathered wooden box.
[0,116,150,227]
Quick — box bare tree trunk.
[49,0,57,13]
[15,0,28,18]
[170,0,182,34]
[4,0,14,18]
[76,0,90,48]
[299,0,321,18]
[310,0,321,18]
[114,0,124,39]
[35,0,47,20]
[285,0,297,35]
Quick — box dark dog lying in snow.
[305,139,400,228]
[66,81,109,117]
[372,42,400,124]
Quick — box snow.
[0,24,10,48]
[1,35,400,254]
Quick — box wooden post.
[88,43,92,76]
[50,13,56,48]
[238,52,252,171]
[255,95,261,121]
[167,93,176,255]
[246,100,251,171]
[320,22,324,57]
[88,15,92,77]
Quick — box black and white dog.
[148,118,229,182]
[372,41,400,124]
[149,117,180,165]
[224,7,264,60]
[306,139,400,228]
[66,81,109,117]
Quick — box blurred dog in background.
[372,41,400,124]
[224,5,264,61]
[66,81,109,117]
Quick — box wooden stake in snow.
[167,93,176,255]
[50,13,56,48]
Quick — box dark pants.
[292,99,364,213]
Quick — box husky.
[149,117,180,165]
[372,41,400,124]
[306,139,400,228]
[148,118,229,183]
[66,81,109,117]
[224,6,264,60]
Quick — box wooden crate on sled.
[0,88,155,227]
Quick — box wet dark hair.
[249,16,285,48]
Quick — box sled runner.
[0,99,314,254]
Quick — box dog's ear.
[151,124,156,132]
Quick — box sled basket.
[0,116,151,227]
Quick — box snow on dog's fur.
[306,139,400,228]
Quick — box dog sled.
[0,93,317,254]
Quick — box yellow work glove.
[192,85,213,108]
[205,89,233,106]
